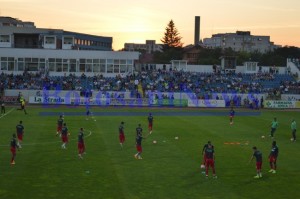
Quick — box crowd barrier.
[264,100,296,108]
[1,96,19,104]
[188,99,226,108]
[29,96,189,107]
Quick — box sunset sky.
[1,0,300,50]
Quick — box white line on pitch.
[0,108,15,119]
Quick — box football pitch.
[0,106,299,199]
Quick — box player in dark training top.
[56,115,64,136]
[229,108,235,125]
[86,107,91,120]
[249,146,263,178]
[78,128,85,159]
[61,123,69,149]
[136,124,143,136]
[16,121,24,148]
[201,141,214,168]
[10,134,19,165]
[268,141,279,174]
[119,121,125,148]
[204,142,217,178]
[134,124,144,160]
[1,98,5,115]
[148,113,154,133]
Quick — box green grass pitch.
[0,106,299,199]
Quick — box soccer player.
[61,123,69,149]
[21,99,28,114]
[229,108,235,125]
[204,141,217,178]
[56,115,64,136]
[119,121,125,148]
[86,108,90,120]
[136,123,143,136]
[78,128,85,159]
[16,120,24,148]
[148,113,154,133]
[201,141,214,168]
[249,146,263,178]
[134,124,144,160]
[269,141,279,174]
[1,98,5,115]
[10,134,19,165]
[291,119,296,142]
[270,117,278,139]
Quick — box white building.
[203,31,279,53]
[124,40,162,53]
[0,48,139,77]
[0,16,139,77]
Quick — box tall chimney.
[194,16,200,46]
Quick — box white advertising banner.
[29,96,151,106]
[188,99,225,107]
[29,96,70,104]
[264,100,296,108]
[281,94,300,101]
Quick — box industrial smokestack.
[194,16,200,46]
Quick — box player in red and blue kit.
[56,115,64,136]
[16,121,24,148]
[269,141,279,174]
[229,108,235,125]
[10,134,18,165]
[61,123,69,149]
[204,142,216,178]
[136,124,143,136]
[119,121,125,148]
[201,141,214,168]
[78,128,85,159]
[148,113,154,133]
[134,125,144,160]
[249,146,263,178]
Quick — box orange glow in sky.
[1,0,300,50]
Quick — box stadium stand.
[1,69,299,97]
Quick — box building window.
[93,59,99,63]
[70,59,76,72]
[39,63,46,70]
[93,64,100,72]
[62,63,68,72]
[114,65,119,73]
[56,63,62,72]
[18,62,24,71]
[120,65,127,73]
[100,63,106,73]
[0,35,10,42]
[1,61,7,70]
[107,64,113,73]
[45,36,55,44]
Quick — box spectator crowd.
[0,69,299,100]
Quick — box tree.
[161,20,183,49]
[154,20,183,63]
